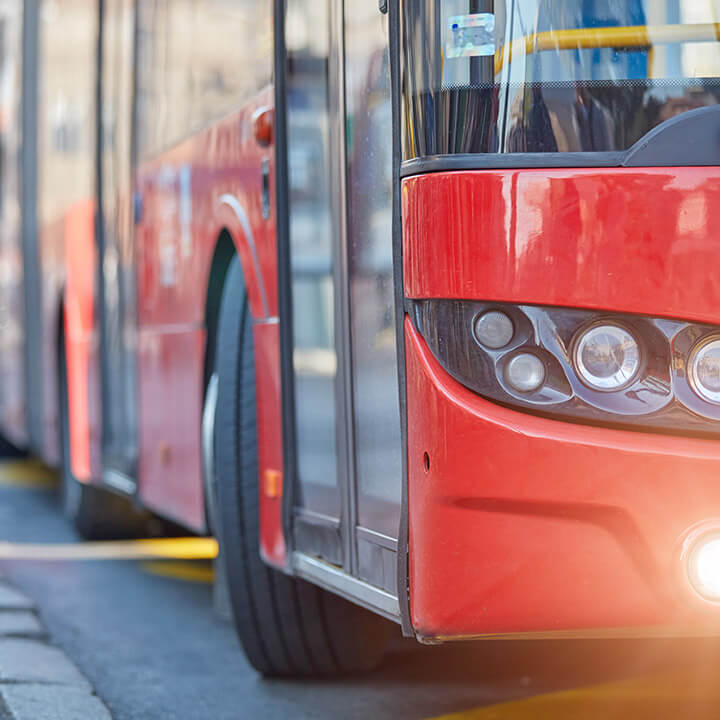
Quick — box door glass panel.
[345,6,401,539]
[37,0,96,450]
[286,0,340,520]
[0,3,24,443]
[100,0,137,476]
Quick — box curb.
[0,579,111,720]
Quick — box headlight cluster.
[412,299,720,435]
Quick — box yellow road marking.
[0,537,218,561]
[140,560,215,584]
[428,668,720,719]
[0,460,57,489]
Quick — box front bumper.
[406,319,720,640]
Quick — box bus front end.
[400,0,720,641]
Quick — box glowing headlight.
[573,324,640,391]
[688,534,720,602]
[689,337,720,404]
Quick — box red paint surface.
[403,168,720,638]
[63,199,95,481]
[406,318,720,638]
[403,168,720,324]
[253,321,285,567]
[134,86,282,535]
[49,85,286,549]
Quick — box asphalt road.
[0,459,719,720]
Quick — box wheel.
[0,435,24,459]
[214,256,390,677]
[58,328,146,540]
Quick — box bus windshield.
[401,0,720,159]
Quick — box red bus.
[4,0,720,676]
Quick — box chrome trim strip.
[102,469,136,495]
[201,372,218,534]
[292,552,400,623]
[252,316,279,326]
[328,0,358,577]
[218,194,270,318]
[294,507,341,529]
[356,526,398,553]
[423,625,720,644]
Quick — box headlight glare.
[688,534,720,603]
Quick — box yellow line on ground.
[140,560,215,584]
[0,460,57,489]
[0,537,218,560]
[428,668,720,719]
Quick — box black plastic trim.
[401,104,720,176]
[274,0,299,575]
[413,299,720,438]
[96,0,112,470]
[622,105,720,168]
[401,152,623,176]
[389,0,413,637]
[20,0,43,453]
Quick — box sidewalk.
[0,577,111,720]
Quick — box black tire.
[215,257,390,677]
[0,435,24,459]
[58,328,146,540]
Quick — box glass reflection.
[286,0,340,519]
[403,0,720,159]
[345,5,401,539]
[0,1,23,442]
[100,0,137,473]
[136,0,272,160]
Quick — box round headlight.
[688,534,720,603]
[505,353,545,393]
[474,311,514,349]
[573,324,640,391]
[689,337,720,404]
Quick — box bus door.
[285,0,344,566]
[284,0,401,593]
[97,0,138,491]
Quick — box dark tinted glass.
[402,0,720,159]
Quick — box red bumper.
[406,320,720,638]
[403,167,720,639]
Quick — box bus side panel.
[64,198,98,482]
[405,318,720,639]
[135,93,278,532]
[135,150,208,531]
[253,321,284,568]
[137,323,206,530]
[403,168,720,326]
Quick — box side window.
[136,0,272,161]
[187,0,272,131]
[0,6,22,224]
[37,0,96,225]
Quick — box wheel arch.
[203,228,237,389]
